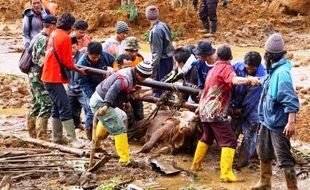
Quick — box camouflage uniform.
[27,31,52,138]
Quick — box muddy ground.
[1,0,310,189]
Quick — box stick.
[0,158,91,163]
[88,155,111,172]
[89,111,99,168]
[0,132,89,157]
[0,170,75,173]
[1,153,66,160]
[0,164,66,170]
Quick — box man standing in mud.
[231,51,266,168]
[191,45,260,182]
[27,15,57,139]
[250,33,299,190]
[198,0,218,36]
[22,0,50,48]
[89,61,153,165]
[145,5,174,97]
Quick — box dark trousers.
[68,94,94,129]
[200,121,237,148]
[44,83,72,121]
[257,125,295,168]
[153,57,173,97]
[199,1,218,33]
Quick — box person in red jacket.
[41,13,86,148]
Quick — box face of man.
[197,54,217,65]
[125,49,138,60]
[135,73,147,82]
[245,64,258,76]
[31,0,42,14]
[74,30,86,39]
[117,31,128,42]
[117,59,132,70]
[72,44,78,56]
[87,54,101,64]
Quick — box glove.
[97,105,108,116]
[223,0,228,7]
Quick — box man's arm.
[150,31,163,67]
[22,16,31,48]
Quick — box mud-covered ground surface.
[1,0,310,189]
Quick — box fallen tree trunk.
[138,96,198,111]
[79,66,201,96]
[0,132,96,157]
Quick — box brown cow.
[135,110,200,154]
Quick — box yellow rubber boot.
[95,121,109,147]
[191,141,208,171]
[114,133,131,164]
[220,147,240,182]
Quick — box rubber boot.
[36,117,49,139]
[95,121,109,147]
[52,117,63,143]
[27,116,37,138]
[283,167,298,190]
[250,161,272,189]
[114,133,131,164]
[62,119,84,148]
[191,141,208,171]
[220,147,241,182]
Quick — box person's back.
[22,0,49,48]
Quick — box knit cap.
[116,21,129,34]
[145,5,159,20]
[265,33,285,53]
[136,61,153,78]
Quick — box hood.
[178,54,196,74]
[270,57,291,73]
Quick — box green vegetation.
[118,4,138,22]
[97,179,119,190]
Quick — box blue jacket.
[68,51,83,96]
[194,60,213,89]
[258,57,299,132]
[77,52,114,98]
[232,61,266,125]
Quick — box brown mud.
[1,0,310,189]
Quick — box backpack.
[18,45,34,74]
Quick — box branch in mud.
[0,131,101,158]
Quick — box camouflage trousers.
[28,66,52,117]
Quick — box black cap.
[193,40,215,56]
[43,15,57,25]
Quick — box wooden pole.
[79,65,201,96]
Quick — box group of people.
[22,0,299,189]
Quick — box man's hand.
[283,121,296,139]
[97,105,108,116]
[123,102,132,112]
[248,77,261,86]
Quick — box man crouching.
[89,61,153,165]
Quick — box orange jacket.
[41,29,74,83]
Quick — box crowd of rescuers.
[23,1,300,188]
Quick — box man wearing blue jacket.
[77,41,115,138]
[250,33,299,190]
[145,5,174,97]
[231,51,266,168]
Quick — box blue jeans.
[68,93,94,129]
[233,118,258,167]
[44,83,72,121]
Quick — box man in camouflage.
[27,15,57,139]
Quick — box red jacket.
[41,29,74,83]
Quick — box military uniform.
[28,31,52,138]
